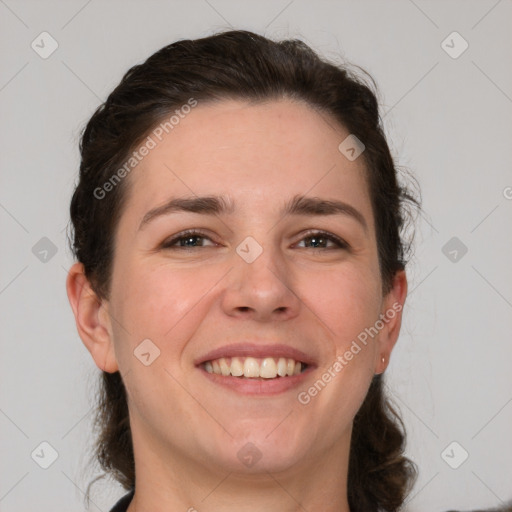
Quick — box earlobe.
[376,270,408,374]
[66,262,119,373]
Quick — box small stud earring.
[381,356,385,364]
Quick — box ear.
[375,269,407,374]
[66,262,119,373]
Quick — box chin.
[209,427,311,474]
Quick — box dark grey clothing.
[109,489,134,512]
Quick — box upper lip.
[194,343,317,367]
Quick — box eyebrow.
[138,194,368,234]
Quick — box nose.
[220,239,302,322]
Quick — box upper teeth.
[204,357,304,378]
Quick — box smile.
[195,342,316,395]
[203,356,307,379]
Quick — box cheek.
[303,265,382,348]
[294,268,381,432]
[110,262,227,352]
[110,253,382,374]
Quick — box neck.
[126,424,352,512]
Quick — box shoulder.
[109,489,135,512]
[442,504,512,512]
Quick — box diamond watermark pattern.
[236,236,263,263]
[441,441,469,469]
[441,31,469,59]
[31,441,59,469]
[31,31,59,59]
[237,442,262,468]
[32,237,58,263]
[134,338,161,366]
[338,134,365,161]
[442,236,468,263]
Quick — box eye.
[160,230,217,250]
[160,229,349,251]
[295,231,349,250]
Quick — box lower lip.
[198,366,315,395]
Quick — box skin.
[67,98,407,512]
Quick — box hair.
[69,29,421,511]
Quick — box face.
[75,98,406,477]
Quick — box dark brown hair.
[70,29,421,511]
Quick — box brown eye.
[295,231,349,250]
[161,230,216,249]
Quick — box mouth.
[195,343,316,395]
[202,356,308,379]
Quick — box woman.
[66,29,502,512]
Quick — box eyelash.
[160,229,349,251]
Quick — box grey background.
[1,1,511,511]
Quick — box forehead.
[122,98,373,229]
